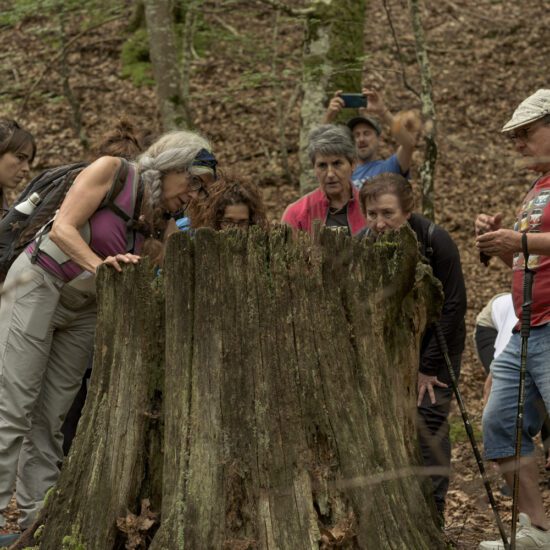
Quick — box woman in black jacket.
[357,172,467,523]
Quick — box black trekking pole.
[510,234,535,550]
[433,323,510,550]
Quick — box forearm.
[323,110,336,124]
[522,232,550,256]
[494,233,550,266]
[49,223,103,274]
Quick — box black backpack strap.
[425,221,435,260]
[101,158,131,221]
[131,175,144,229]
[125,179,145,253]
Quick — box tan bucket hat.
[502,89,550,133]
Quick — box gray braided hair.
[137,130,214,211]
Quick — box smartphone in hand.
[340,93,367,109]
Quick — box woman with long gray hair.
[0,129,217,542]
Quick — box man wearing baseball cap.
[476,89,550,549]
[324,88,418,189]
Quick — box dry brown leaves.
[319,512,356,548]
[116,498,158,550]
[1,1,550,547]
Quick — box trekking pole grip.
[433,323,449,356]
[521,233,534,339]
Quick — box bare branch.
[17,12,125,117]
[254,0,314,17]
[409,0,437,221]
[381,0,420,99]
[212,13,242,36]
[58,7,88,149]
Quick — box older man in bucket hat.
[475,89,550,549]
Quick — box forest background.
[0,0,549,547]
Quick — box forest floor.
[1,0,550,547]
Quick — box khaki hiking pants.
[0,253,96,529]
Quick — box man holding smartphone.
[324,88,418,190]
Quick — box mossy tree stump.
[35,226,446,549]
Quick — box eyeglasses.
[189,176,209,198]
[219,218,250,229]
[508,121,548,143]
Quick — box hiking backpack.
[0,158,134,280]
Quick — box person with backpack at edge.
[0,129,217,544]
[0,119,36,218]
[356,172,467,527]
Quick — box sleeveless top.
[26,162,144,283]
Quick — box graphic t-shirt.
[351,154,407,190]
[512,174,550,327]
[325,203,350,233]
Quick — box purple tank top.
[27,162,144,282]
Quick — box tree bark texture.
[38,264,164,549]
[144,0,191,130]
[299,0,366,192]
[39,226,446,549]
[409,0,437,221]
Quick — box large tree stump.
[37,226,446,549]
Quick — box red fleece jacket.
[281,186,366,235]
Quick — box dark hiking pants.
[417,353,462,517]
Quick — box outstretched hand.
[417,372,448,406]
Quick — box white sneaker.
[479,513,550,549]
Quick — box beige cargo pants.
[0,253,96,529]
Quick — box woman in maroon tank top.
[0,129,218,539]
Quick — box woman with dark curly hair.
[189,176,268,231]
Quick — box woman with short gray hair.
[283,124,365,235]
[306,123,356,166]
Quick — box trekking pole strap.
[521,233,534,338]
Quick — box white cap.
[502,89,550,133]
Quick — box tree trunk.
[144,0,191,130]
[38,263,164,549]
[299,0,366,192]
[409,0,437,221]
[39,226,446,549]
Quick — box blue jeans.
[483,324,550,460]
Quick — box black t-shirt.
[325,203,350,234]
[357,213,467,376]
[408,213,467,375]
